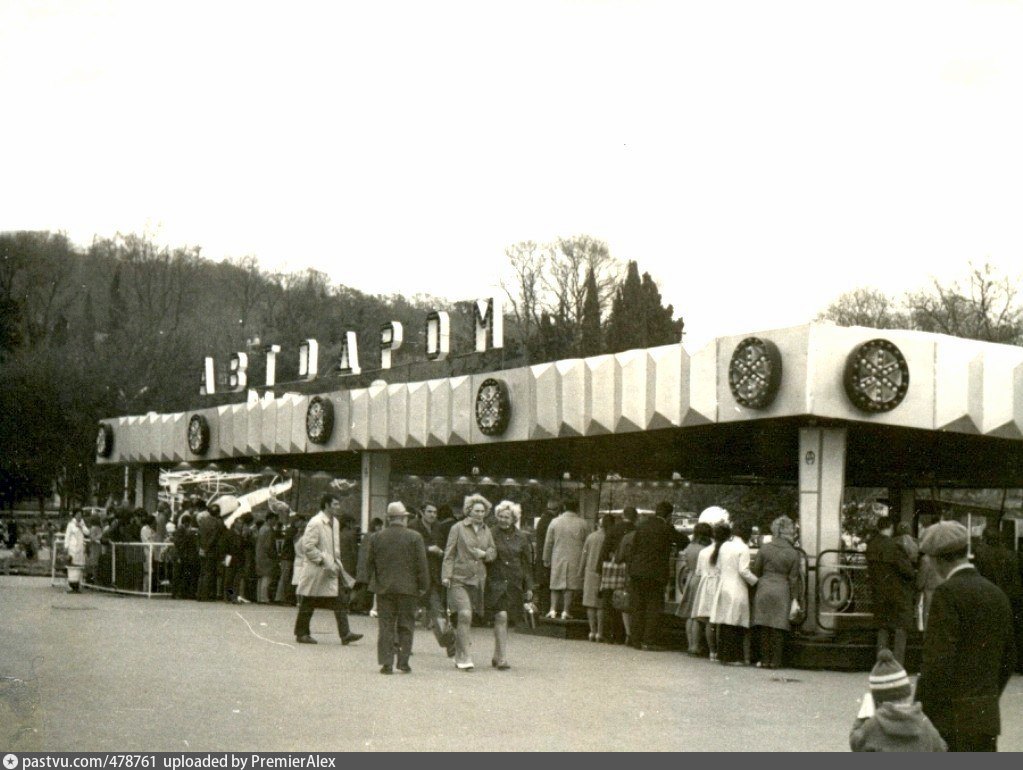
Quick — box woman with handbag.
[484,501,533,669]
[597,508,637,644]
[751,516,803,669]
[581,515,612,641]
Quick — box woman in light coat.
[692,528,724,659]
[580,515,611,641]
[751,516,802,668]
[676,522,713,654]
[63,509,88,593]
[709,522,758,664]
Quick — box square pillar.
[361,452,391,533]
[798,427,847,559]
[134,466,159,512]
[799,427,847,632]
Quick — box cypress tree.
[580,266,602,356]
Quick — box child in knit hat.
[849,649,947,752]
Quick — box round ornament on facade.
[306,396,335,444]
[96,423,114,458]
[475,378,511,436]
[728,337,783,408]
[187,414,211,455]
[843,338,910,413]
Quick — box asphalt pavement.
[2,576,1021,752]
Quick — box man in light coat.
[293,494,363,646]
[365,501,430,674]
[542,497,591,620]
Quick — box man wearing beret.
[916,520,1017,752]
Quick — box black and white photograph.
[1,0,1022,754]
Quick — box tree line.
[0,231,683,510]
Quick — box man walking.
[916,521,1016,752]
[410,501,455,654]
[293,494,363,647]
[365,502,430,674]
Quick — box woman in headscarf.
[675,522,713,655]
[751,515,803,669]
[484,500,533,669]
[709,521,758,665]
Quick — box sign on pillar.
[798,426,847,631]
[360,453,391,533]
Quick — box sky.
[2,0,1022,349]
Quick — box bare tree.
[907,262,1022,344]
[816,287,912,329]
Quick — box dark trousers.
[946,733,997,752]
[197,555,219,601]
[293,593,352,639]
[224,563,244,602]
[757,626,786,668]
[629,577,665,647]
[377,593,418,666]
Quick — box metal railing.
[50,537,173,598]
[812,549,874,630]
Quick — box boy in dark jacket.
[850,649,946,752]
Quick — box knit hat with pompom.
[869,648,912,704]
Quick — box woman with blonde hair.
[442,493,497,670]
[751,515,803,669]
[485,500,533,669]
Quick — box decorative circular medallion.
[728,337,783,408]
[96,423,114,458]
[475,378,511,436]
[843,339,909,413]
[187,414,210,455]
[306,396,334,444]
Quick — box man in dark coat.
[410,501,454,652]
[624,501,686,650]
[365,502,430,674]
[865,516,915,664]
[255,512,279,603]
[196,503,225,601]
[916,521,1016,752]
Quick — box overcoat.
[543,511,591,591]
[580,529,606,608]
[865,533,916,630]
[751,539,802,631]
[255,522,277,578]
[691,545,720,620]
[917,565,1016,743]
[709,538,758,627]
[365,524,429,597]
[63,518,87,567]
[296,512,350,598]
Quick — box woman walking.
[751,516,802,669]
[485,500,533,669]
[442,494,497,671]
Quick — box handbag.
[788,597,806,626]
[612,586,631,612]
[600,559,627,592]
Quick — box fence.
[812,549,874,630]
[50,537,173,598]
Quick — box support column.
[141,466,159,512]
[361,453,391,533]
[798,427,847,632]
